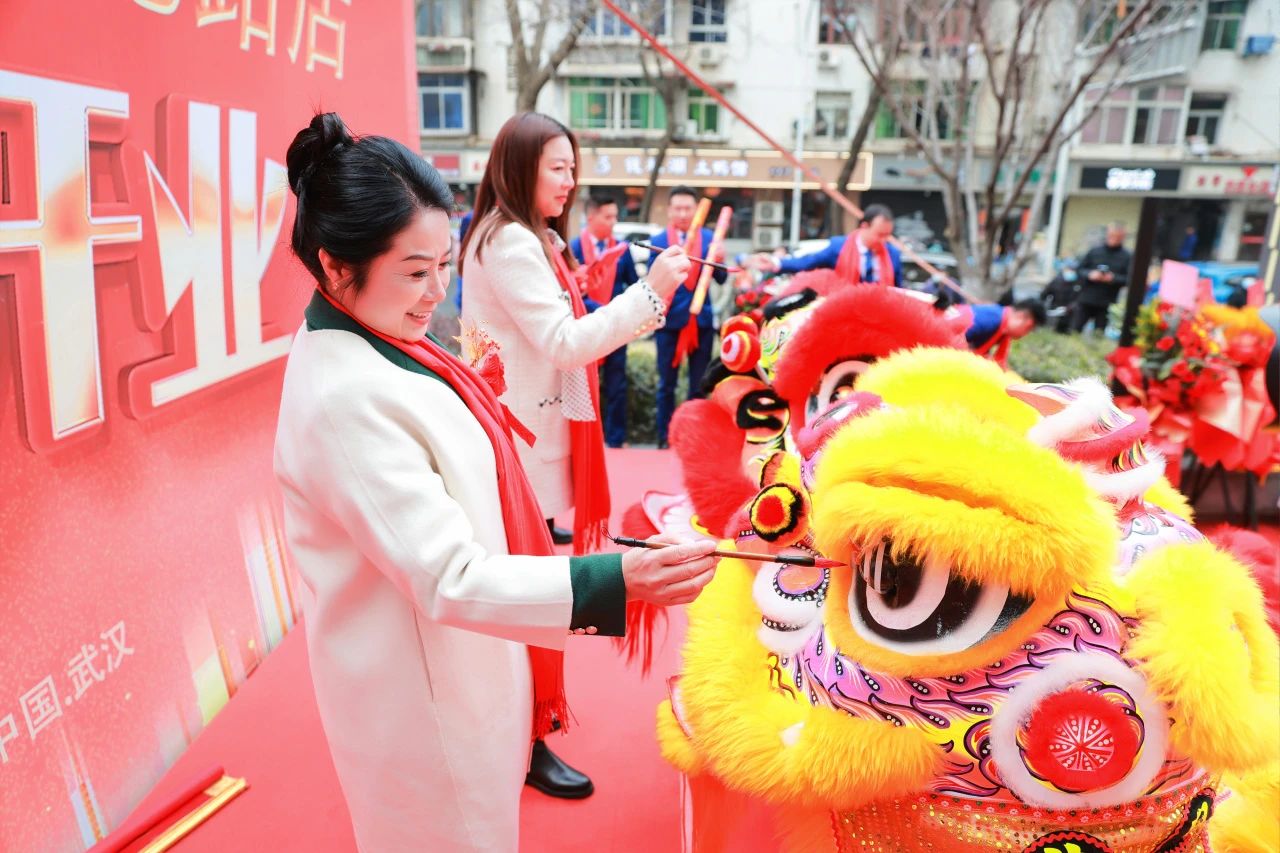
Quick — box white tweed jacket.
[462,219,666,516]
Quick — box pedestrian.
[748,203,903,287]
[1072,222,1132,334]
[570,193,640,449]
[646,186,728,449]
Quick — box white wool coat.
[274,321,577,852]
[461,220,666,516]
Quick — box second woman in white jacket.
[461,112,690,550]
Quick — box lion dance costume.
[646,277,1280,853]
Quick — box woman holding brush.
[461,112,691,552]
[274,112,717,852]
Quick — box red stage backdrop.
[0,3,416,848]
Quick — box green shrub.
[624,338,688,446]
[1007,328,1117,383]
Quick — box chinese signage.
[1184,164,1277,197]
[1079,165,1182,193]
[0,2,415,850]
[577,148,871,190]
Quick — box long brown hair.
[459,112,580,274]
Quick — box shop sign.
[578,148,870,189]
[1185,164,1275,197]
[1080,166,1181,192]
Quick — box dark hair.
[1013,297,1047,326]
[460,112,579,274]
[286,112,453,293]
[586,193,619,214]
[861,203,893,225]
[668,185,698,202]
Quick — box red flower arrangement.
[1107,300,1231,417]
[456,320,508,398]
[1109,300,1278,477]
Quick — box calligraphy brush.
[631,242,744,274]
[608,533,844,568]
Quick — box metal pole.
[790,109,805,250]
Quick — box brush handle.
[608,536,831,568]
[633,243,742,274]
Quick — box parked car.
[613,222,664,275]
[1145,261,1259,306]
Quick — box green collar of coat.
[304,289,448,383]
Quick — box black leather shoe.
[525,739,594,799]
[656,438,670,450]
[546,519,573,546]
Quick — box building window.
[874,82,969,140]
[690,0,727,42]
[416,0,465,38]
[1185,94,1226,144]
[1080,84,1184,145]
[818,1,855,44]
[1202,1,1247,51]
[583,2,668,37]
[569,78,667,132]
[419,73,469,134]
[813,92,851,139]
[687,88,722,137]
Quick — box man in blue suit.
[570,193,639,448]
[647,186,727,449]
[751,203,903,286]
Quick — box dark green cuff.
[568,553,627,637]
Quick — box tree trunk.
[827,86,882,233]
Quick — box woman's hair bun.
[286,112,354,195]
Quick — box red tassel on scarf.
[548,250,613,555]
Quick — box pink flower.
[456,320,508,397]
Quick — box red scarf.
[973,306,1013,368]
[835,233,896,287]
[548,250,612,555]
[668,225,705,368]
[579,231,628,306]
[315,288,569,739]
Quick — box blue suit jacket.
[965,304,1007,349]
[570,235,640,313]
[647,226,726,330]
[777,235,903,286]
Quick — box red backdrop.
[0,2,416,848]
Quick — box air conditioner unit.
[1186,135,1211,156]
[817,47,839,69]
[417,38,474,71]
[698,45,722,67]
[1241,34,1276,57]
[753,225,784,250]
[755,200,785,225]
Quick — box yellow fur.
[1144,475,1195,521]
[1124,541,1280,774]
[656,700,705,774]
[674,558,939,809]
[857,346,1038,431]
[812,407,1115,597]
[1210,768,1280,853]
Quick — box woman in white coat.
[273,112,718,852]
[461,113,690,554]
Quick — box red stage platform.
[119,449,718,852]
[112,449,1278,851]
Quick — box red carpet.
[119,449,707,852]
[112,449,1280,851]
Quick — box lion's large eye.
[850,541,1032,655]
[805,358,874,425]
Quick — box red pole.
[598,0,982,302]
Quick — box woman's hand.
[621,535,719,607]
[646,246,692,301]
